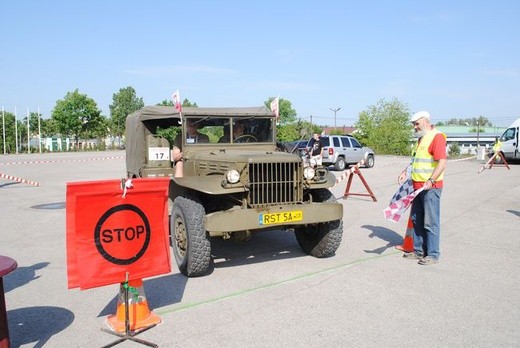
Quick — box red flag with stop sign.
[66,178,171,290]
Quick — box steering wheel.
[234,134,257,143]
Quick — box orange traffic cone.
[395,214,414,252]
[106,278,161,333]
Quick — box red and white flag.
[389,178,414,205]
[270,96,279,119]
[172,89,182,113]
[383,186,424,223]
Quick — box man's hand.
[423,179,434,190]
[172,147,182,162]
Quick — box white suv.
[319,135,375,171]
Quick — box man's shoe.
[403,252,423,260]
[418,256,439,265]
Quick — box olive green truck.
[125,105,343,277]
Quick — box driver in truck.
[219,120,248,143]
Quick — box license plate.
[259,210,303,225]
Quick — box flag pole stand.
[101,274,158,348]
[343,166,377,202]
[487,151,510,170]
[478,151,510,173]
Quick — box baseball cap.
[410,111,431,123]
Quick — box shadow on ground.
[361,224,404,254]
[98,273,189,317]
[4,262,49,293]
[507,209,520,218]
[210,230,306,270]
[8,306,74,348]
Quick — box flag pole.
[173,89,182,123]
[15,107,18,154]
[270,95,280,124]
[27,107,30,154]
[2,106,5,154]
[38,107,42,153]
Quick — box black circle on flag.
[94,204,151,265]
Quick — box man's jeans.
[411,188,442,259]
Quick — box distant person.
[492,136,503,162]
[398,111,447,266]
[172,119,209,177]
[307,133,323,167]
[185,119,209,144]
[232,120,246,141]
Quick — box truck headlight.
[226,169,240,184]
[303,166,315,180]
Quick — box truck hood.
[186,149,301,163]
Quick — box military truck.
[125,105,344,277]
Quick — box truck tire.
[334,157,346,171]
[171,195,211,277]
[294,189,343,257]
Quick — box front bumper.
[204,202,343,236]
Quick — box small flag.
[389,178,414,205]
[383,187,424,223]
[172,89,182,113]
[270,96,279,119]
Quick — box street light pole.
[476,121,480,149]
[329,107,341,130]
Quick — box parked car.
[319,135,375,171]
[282,139,309,156]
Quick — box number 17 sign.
[148,147,170,161]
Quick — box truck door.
[499,127,518,160]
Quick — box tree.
[448,142,461,157]
[0,111,16,154]
[277,124,301,142]
[18,114,35,152]
[265,97,297,125]
[28,112,41,136]
[43,118,59,137]
[51,89,106,147]
[355,98,411,155]
[109,87,144,140]
[20,112,55,151]
[12,113,46,153]
[157,98,198,107]
[157,99,173,106]
[155,99,198,144]
[440,116,492,127]
[277,119,322,142]
[182,99,198,108]
[469,115,492,131]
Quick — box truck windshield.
[500,128,516,142]
[182,117,274,145]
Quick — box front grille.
[198,162,230,173]
[248,162,303,207]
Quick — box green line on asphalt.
[155,250,398,316]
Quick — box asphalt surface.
[0,151,519,347]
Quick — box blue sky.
[1,1,519,126]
